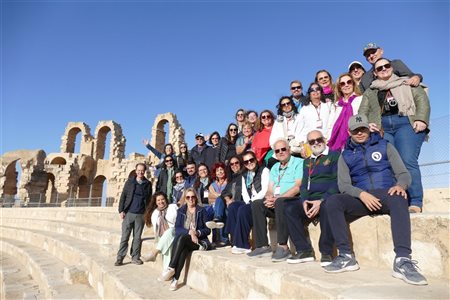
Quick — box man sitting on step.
[115,163,152,266]
[284,130,340,266]
[324,114,427,286]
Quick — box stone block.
[63,265,89,284]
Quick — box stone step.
[0,251,42,300]
[0,225,205,299]
[423,188,450,213]
[0,238,99,299]
[187,247,449,299]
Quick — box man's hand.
[388,185,408,199]
[264,196,276,209]
[404,75,420,87]
[119,212,125,219]
[368,123,380,133]
[359,191,382,211]
[413,121,427,133]
[303,200,321,219]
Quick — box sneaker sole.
[287,257,314,264]
[320,261,332,267]
[392,271,428,285]
[247,252,272,259]
[272,254,292,262]
[324,264,360,273]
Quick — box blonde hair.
[333,73,361,102]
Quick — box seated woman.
[236,121,255,155]
[223,155,243,241]
[142,192,178,273]
[359,58,430,213]
[327,73,362,151]
[315,69,335,103]
[217,123,239,164]
[160,188,211,291]
[231,151,269,254]
[252,109,275,167]
[171,170,186,204]
[193,163,211,207]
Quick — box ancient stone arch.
[50,157,67,165]
[77,175,90,198]
[149,113,185,165]
[92,175,107,198]
[93,121,126,160]
[60,122,94,156]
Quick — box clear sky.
[2,0,449,175]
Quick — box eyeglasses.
[309,87,321,93]
[281,102,291,107]
[237,113,244,117]
[375,63,392,72]
[274,147,287,154]
[185,195,196,200]
[364,49,377,58]
[318,75,329,81]
[261,114,272,120]
[291,86,302,90]
[243,158,256,166]
[229,161,240,167]
[165,159,173,163]
[229,128,238,132]
[180,146,187,149]
[339,80,353,87]
[350,65,362,72]
[350,127,369,135]
[308,137,325,145]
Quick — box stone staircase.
[0,189,449,299]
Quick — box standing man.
[290,80,308,110]
[284,130,340,266]
[190,133,215,169]
[247,138,303,262]
[115,163,152,266]
[324,115,427,286]
[359,42,423,92]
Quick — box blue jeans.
[382,115,425,208]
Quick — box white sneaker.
[231,246,251,254]
[169,279,178,291]
[161,267,175,281]
[206,221,225,229]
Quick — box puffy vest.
[342,133,395,191]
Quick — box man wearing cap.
[348,61,366,87]
[290,80,308,110]
[190,133,215,169]
[323,114,427,286]
[359,42,423,92]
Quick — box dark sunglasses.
[339,80,353,87]
[229,128,238,132]
[280,102,291,107]
[350,65,362,72]
[274,147,287,154]
[229,161,240,166]
[261,114,272,120]
[308,137,325,145]
[185,195,196,200]
[243,158,256,166]
[165,159,173,163]
[364,49,378,58]
[291,86,302,91]
[309,87,321,93]
[375,63,392,72]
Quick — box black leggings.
[169,234,199,280]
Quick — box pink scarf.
[328,94,357,151]
[322,85,333,95]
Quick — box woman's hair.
[227,154,243,176]
[209,131,221,145]
[172,170,185,184]
[143,191,168,227]
[306,82,326,104]
[211,162,228,181]
[162,154,174,169]
[246,110,260,130]
[193,163,210,189]
[257,109,275,131]
[241,121,254,136]
[224,123,239,143]
[235,108,246,119]
[242,150,260,172]
[315,69,334,89]
[334,73,361,101]
[178,187,201,207]
[164,143,174,155]
[276,96,297,116]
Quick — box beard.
[311,143,326,156]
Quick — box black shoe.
[215,240,230,248]
[114,257,124,266]
[286,250,315,264]
[132,258,143,265]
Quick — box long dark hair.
[224,123,239,143]
[193,163,210,189]
[143,191,168,227]
[276,96,298,116]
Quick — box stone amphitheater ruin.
[1,113,449,299]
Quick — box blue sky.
[2,1,449,174]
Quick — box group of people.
[114,42,430,291]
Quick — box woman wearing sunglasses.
[359,58,430,213]
[217,123,239,164]
[252,109,275,166]
[171,170,186,204]
[230,151,270,254]
[156,154,176,201]
[327,73,362,151]
[160,188,211,291]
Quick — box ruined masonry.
[0,113,185,205]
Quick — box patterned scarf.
[156,208,169,238]
[328,94,357,151]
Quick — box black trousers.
[169,234,200,280]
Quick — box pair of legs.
[208,197,228,243]
[227,201,252,249]
[326,189,411,258]
[284,199,334,256]
[382,115,426,208]
[155,227,175,270]
[168,234,200,280]
[117,212,144,260]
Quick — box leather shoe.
[114,257,124,266]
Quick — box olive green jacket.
[358,85,430,129]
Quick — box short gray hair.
[271,137,289,150]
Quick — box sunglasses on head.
[243,158,256,166]
[308,137,325,145]
[375,63,392,72]
[274,147,287,154]
[291,86,302,91]
[339,80,353,87]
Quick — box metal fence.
[0,195,115,208]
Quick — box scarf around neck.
[328,94,357,151]
[157,207,169,237]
